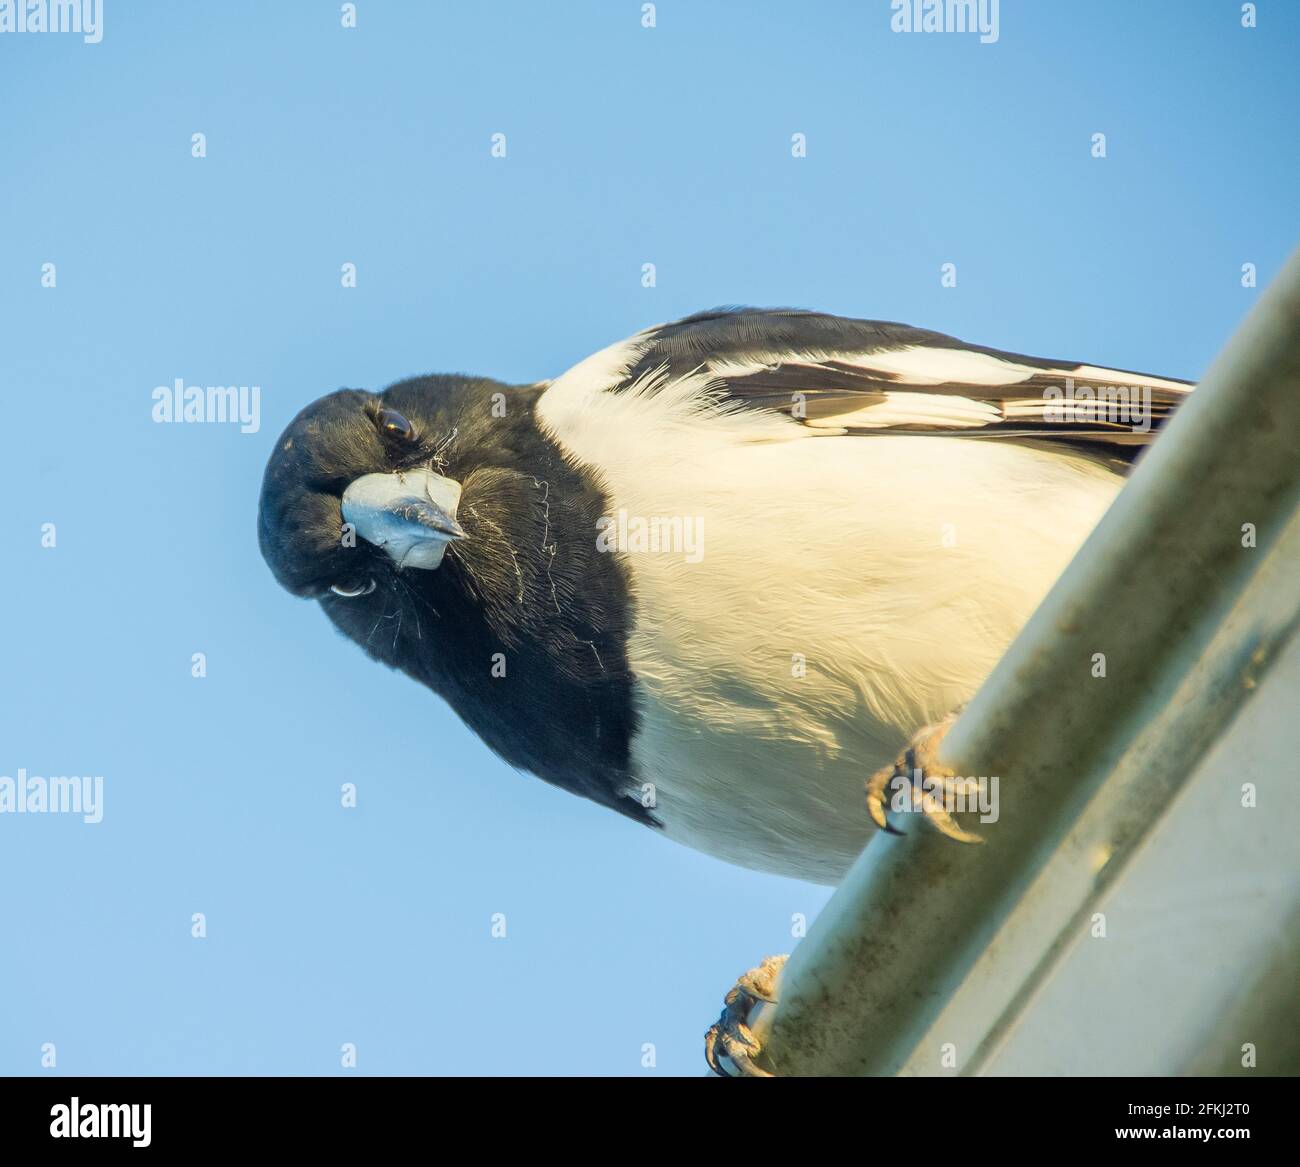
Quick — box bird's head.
[258,372,645,824]
[257,376,505,604]
[257,371,634,736]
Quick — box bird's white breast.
[538,340,1123,884]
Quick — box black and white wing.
[621,308,1194,465]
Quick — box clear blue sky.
[1,1,1296,1076]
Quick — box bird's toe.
[705,954,788,1077]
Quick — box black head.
[258,372,624,651]
[257,376,502,601]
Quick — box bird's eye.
[330,580,376,598]
[376,408,415,441]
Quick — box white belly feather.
[538,341,1122,883]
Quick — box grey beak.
[341,467,466,570]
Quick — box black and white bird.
[258,309,1192,885]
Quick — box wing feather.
[621,308,1194,464]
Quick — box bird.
[257,308,1192,887]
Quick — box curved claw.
[918,789,985,845]
[704,1023,723,1075]
[866,766,905,834]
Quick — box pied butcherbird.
[257,308,1191,885]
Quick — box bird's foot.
[865,711,984,844]
[704,954,787,1077]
